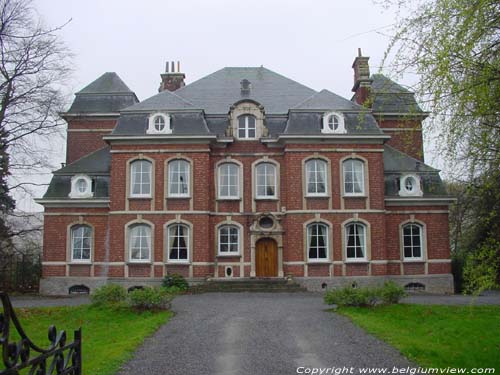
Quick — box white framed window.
[70,224,92,262]
[399,174,423,197]
[147,113,171,134]
[167,224,189,262]
[305,159,327,196]
[255,162,276,199]
[130,160,152,197]
[307,223,329,261]
[69,175,93,199]
[343,159,365,195]
[322,112,346,134]
[218,163,240,199]
[237,115,256,139]
[402,223,423,260]
[218,225,240,255]
[168,159,190,197]
[345,223,367,261]
[128,224,151,262]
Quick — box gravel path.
[10,295,90,308]
[117,293,413,375]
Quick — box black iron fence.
[0,292,82,375]
[0,254,41,293]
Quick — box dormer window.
[399,174,423,197]
[147,113,171,134]
[322,112,346,134]
[238,115,256,139]
[69,175,93,199]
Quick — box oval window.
[76,178,88,193]
[259,216,274,229]
[154,115,165,131]
[405,176,416,192]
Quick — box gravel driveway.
[117,293,413,375]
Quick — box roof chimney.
[240,79,251,96]
[159,60,186,92]
[352,49,373,106]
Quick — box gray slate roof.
[124,67,317,115]
[293,89,364,111]
[284,112,382,135]
[370,74,424,114]
[383,145,437,173]
[43,176,109,199]
[78,72,134,94]
[55,147,111,175]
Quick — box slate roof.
[293,89,364,111]
[383,145,437,173]
[284,112,382,135]
[66,72,139,114]
[123,67,317,115]
[370,74,424,114]
[54,147,111,175]
[43,176,109,199]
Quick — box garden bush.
[324,281,406,307]
[91,284,127,307]
[162,273,188,290]
[379,281,407,304]
[128,287,172,311]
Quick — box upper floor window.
[322,112,346,134]
[307,223,328,261]
[128,224,151,262]
[69,175,93,199]
[345,223,366,261]
[218,225,240,255]
[255,162,276,199]
[238,115,256,139]
[167,224,189,262]
[147,113,171,134]
[218,163,240,199]
[168,159,190,197]
[71,224,92,262]
[399,174,423,197]
[343,159,365,195]
[305,159,327,196]
[130,160,152,197]
[402,223,423,260]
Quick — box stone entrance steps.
[191,278,307,293]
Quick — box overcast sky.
[20,0,441,211]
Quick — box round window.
[258,216,274,229]
[404,176,416,192]
[154,115,165,131]
[328,115,339,131]
[76,178,87,193]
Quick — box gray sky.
[19,0,441,211]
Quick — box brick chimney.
[352,48,373,106]
[159,61,186,92]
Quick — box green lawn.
[3,305,172,375]
[336,304,500,369]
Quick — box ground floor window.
[168,224,189,262]
[71,224,92,261]
[307,223,328,260]
[129,224,151,261]
[403,223,423,259]
[218,225,240,255]
[345,223,366,260]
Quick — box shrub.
[162,285,185,295]
[463,239,500,295]
[324,285,378,307]
[128,287,172,311]
[162,274,188,290]
[91,284,127,307]
[379,281,407,304]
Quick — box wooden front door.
[255,238,278,277]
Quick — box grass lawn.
[3,304,173,375]
[336,304,500,369]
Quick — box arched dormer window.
[322,112,346,134]
[147,113,171,134]
[69,175,93,199]
[238,114,256,139]
[399,174,423,197]
[228,101,266,139]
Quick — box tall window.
[403,224,423,259]
[307,223,328,261]
[130,160,152,197]
[71,225,92,261]
[168,224,189,262]
[238,115,256,139]
[255,162,276,198]
[168,160,190,197]
[343,159,365,195]
[129,224,151,262]
[218,163,240,199]
[345,223,366,260]
[305,159,327,196]
[218,225,240,255]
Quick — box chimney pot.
[158,59,186,92]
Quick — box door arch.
[255,238,278,277]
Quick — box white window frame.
[345,223,367,262]
[168,159,190,198]
[255,162,277,199]
[70,224,92,263]
[130,160,152,198]
[218,225,240,256]
[402,223,424,261]
[399,174,423,197]
[69,174,93,199]
[343,159,365,196]
[237,114,257,140]
[218,162,240,199]
[167,224,190,263]
[305,159,328,197]
[147,112,171,134]
[322,111,346,134]
[307,223,329,262]
[128,224,152,263]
